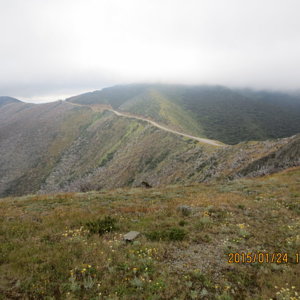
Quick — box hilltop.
[0,167,299,299]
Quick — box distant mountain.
[68,84,300,144]
[0,96,21,106]
[0,85,299,197]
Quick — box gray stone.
[123,231,140,241]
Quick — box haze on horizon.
[1,0,300,103]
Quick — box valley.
[0,84,299,198]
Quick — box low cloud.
[1,0,300,102]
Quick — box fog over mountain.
[1,2,300,297]
[1,0,300,102]
[0,84,299,197]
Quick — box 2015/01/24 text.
[228,252,299,264]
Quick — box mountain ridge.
[66,101,223,146]
[0,96,22,107]
[0,84,299,197]
[67,84,300,144]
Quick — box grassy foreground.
[0,167,300,299]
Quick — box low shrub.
[146,227,186,241]
[85,216,117,235]
[179,220,187,226]
[194,217,213,230]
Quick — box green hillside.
[68,84,300,144]
[0,95,299,198]
[119,88,205,137]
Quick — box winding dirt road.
[66,101,223,147]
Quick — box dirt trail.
[66,101,224,147]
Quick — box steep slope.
[0,90,299,198]
[38,108,212,194]
[236,134,300,177]
[181,86,300,144]
[0,99,215,197]
[0,100,98,196]
[67,84,300,144]
[190,134,300,182]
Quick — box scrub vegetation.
[1,167,300,299]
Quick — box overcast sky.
[1,0,300,102]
